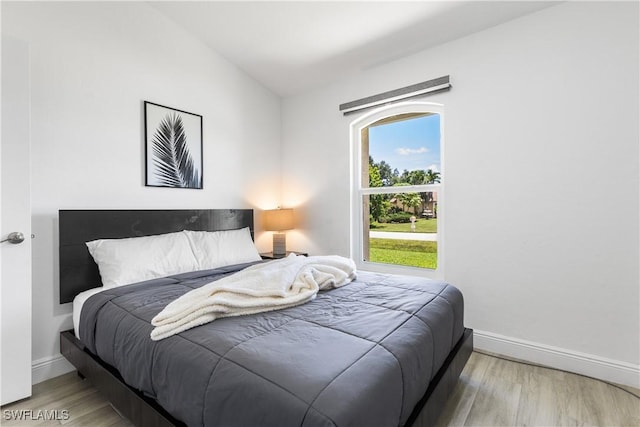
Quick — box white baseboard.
[31,354,75,385]
[473,330,640,389]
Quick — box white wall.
[282,2,639,385]
[2,1,282,381]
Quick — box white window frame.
[349,101,445,279]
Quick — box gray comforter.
[80,261,464,427]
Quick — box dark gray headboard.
[59,209,254,304]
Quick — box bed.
[59,209,472,427]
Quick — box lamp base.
[272,233,287,256]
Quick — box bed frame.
[58,209,473,427]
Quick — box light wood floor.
[438,352,639,426]
[2,352,638,426]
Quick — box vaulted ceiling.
[151,1,559,97]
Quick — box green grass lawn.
[369,238,437,269]
[370,219,437,233]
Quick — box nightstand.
[260,251,308,260]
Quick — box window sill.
[357,260,443,280]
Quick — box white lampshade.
[263,208,294,232]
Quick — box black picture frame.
[144,101,203,189]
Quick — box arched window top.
[350,101,444,133]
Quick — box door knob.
[1,232,25,244]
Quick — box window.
[351,102,443,277]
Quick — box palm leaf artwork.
[151,113,202,188]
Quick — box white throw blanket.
[150,254,356,341]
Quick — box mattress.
[73,287,105,338]
[78,262,464,427]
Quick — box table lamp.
[264,208,294,256]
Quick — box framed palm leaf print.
[144,101,203,189]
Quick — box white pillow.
[86,231,200,288]
[183,227,261,270]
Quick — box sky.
[368,113,441,174]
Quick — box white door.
[1,35,32,405]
